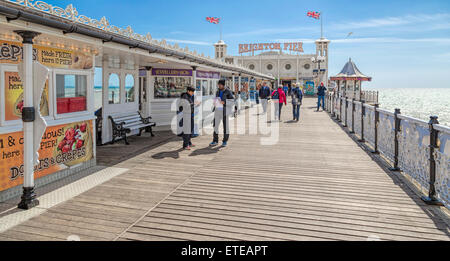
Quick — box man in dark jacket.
[317,82,327,112]
[259,82,271,114]
[210,80,235,147]
[179,87,196,150]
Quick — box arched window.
[125,74,135,103]
[108,73,120,104]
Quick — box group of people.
[178,79,234,150]
[259,82,304,122]
[178,80,327,150]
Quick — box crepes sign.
[0,120,94,192]
[0,40,93,69]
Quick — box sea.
[377,88,450,127]
[93,86,450,127]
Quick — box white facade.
[218,39,330,87]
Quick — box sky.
[45,0,450,89]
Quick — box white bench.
[108,112,156,145]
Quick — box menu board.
[0,40,93,69]
[4,71,49,121]
[0,120,94,192]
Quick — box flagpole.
[220,18,223,41]
[320,12,323,39]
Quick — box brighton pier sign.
[239,42,304,55]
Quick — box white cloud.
[275,37,450,44]
[156,38,211,46]
[224,26,314,39]
[333,13,450,30]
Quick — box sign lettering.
[239,42,304,55]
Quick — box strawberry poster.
[4,71,49,121]
[0,120,93,192]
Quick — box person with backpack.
[210,80,235,147]
[178,86,199,150]
[259,82,271,114]
[317,82,327,112]
[271,83,287,122]
[291,83,303,122]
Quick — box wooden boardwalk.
[0,98,449,241]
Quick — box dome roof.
[331,58,372,81]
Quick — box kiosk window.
[125,74,135,103]
[154,77,190,99]
[56,74,87,114]
[108,73,120,104]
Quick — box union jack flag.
[307,11,321,19]
[206,17,220,24]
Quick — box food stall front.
[0,34,97,202]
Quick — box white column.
[22,43,34,188]
[238,74,242,112]
[15,30,41,210]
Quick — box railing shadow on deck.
[327,112,450,237]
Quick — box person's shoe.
[190,144,196,148]
[221,142,228,147]
[210,142,218,146]
[184,146,191,150]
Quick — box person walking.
[210,80,235,147]
[291,83,304,122]
[271,84,287,122]
[317,82,327,112]
[283,83,289,97]
[258,81,271,114]
[178,87,198,150]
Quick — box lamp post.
[311,56,326,90]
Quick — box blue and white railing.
[327,92,450,209]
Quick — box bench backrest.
[109,112,142,127]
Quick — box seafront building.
[0,0,273,204]
[216,38,330,95]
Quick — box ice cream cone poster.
[0,120,94,192]
[0,40,93,70]
[4,71,49,121]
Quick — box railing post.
[372,104,380,154]
[422,116,444,206]
[332,93,336,117]
[344,99,348,127]
[339,97,343,122]
[390,108,401,172]
[352,98,356,133]
[359,100,366,142]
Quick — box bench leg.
[110,135,116,145]
[122,132,130,145]
[150,127,155,137]
[138,129,143,137]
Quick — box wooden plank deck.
[0,97,449,241]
